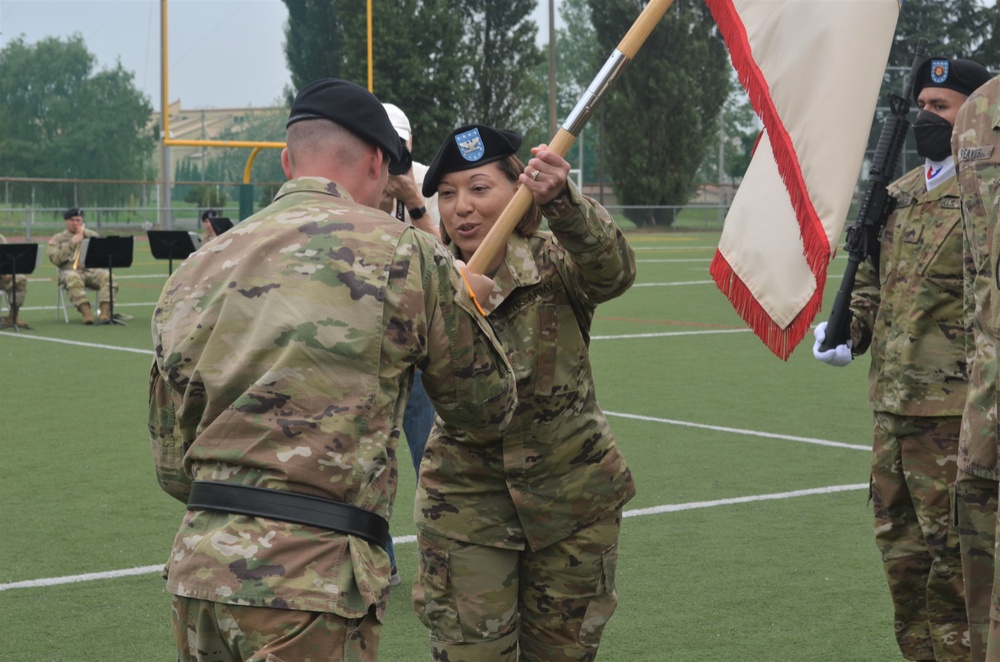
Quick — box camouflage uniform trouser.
[58,268,116,307]
[955,471,997,662]
[413,509,621,662]
[171,595,381,662]
[1,273,26,307]
[871,411,968,661]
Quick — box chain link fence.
[1,176,866,237]
[0,177,274,238]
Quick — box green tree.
[183,184,227,209]
[456,0,545,134]
[282,0,467,163]
[0,35,155,206]
[695,72,758,185]
[863,0,1000,170]
[888,0,998,66]
[589,0,730,226]
[281,0,543,163]
[283,1,347,94]
[537,0,602,184]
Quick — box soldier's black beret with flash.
[422,125,523,198]
[286,78,403,169]
[64,207,83,219]
[912,56,992,102]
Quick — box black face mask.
[913,109,954,161]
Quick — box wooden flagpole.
[466,0,676,274]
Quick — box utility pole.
[159,0,172,228]
[548,0,557,138]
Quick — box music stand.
[147,230,201,275]
[80,235,134,326]
[0,243,42,333]
[209,217,234,236]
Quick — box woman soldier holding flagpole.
[410,125,636,661]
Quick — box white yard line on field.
[631,280,715,286]
[0,483,867,592]
[0,332,155,355]
[604,410,869,452]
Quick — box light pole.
[548,0,557,137]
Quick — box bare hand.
[454,259,495,312]
[520,144,571,205]
[384,170,423,210]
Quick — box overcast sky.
[0,0,557,110]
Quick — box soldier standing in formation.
[814,56,991,661]
[46,207,117,324]
[148,79,516,661]
[952,68,1000,661]
[411,124,636,661]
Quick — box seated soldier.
[0,233,29,329]
[200,209,218,243]
[46,208,118,325]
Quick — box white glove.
[812,321,852,367]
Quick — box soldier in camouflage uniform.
[412,125,636,661]
[953,74,1000,662]
[148,81,516,662]
[46,208,117,324]
[0,233,29,329]
[814,57,993,661]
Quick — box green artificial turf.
[0,232,906,660]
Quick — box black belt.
[187,481,389,549]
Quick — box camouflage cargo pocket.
[414,533,463,643]
[578,541,620,646]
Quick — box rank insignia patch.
[455,128,485,162]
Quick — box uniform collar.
[273,177,355,203]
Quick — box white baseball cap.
[382,103,411,142]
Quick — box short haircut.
[285,119,371,172]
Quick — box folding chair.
[56,284,98,323]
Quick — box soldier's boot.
[2,313,13,328]
[98,302,111,323]
[79,302,94,325]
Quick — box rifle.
[817,38,928,352]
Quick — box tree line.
[0,0,997,226]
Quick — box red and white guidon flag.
[706,0,899,359]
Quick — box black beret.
[200,209,218,222]
[422,125,522,198]
[64,207,83,219]
[913,56,992,102]
[286,78,403,169]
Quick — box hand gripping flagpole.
[465,0,676,275]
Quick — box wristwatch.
[409,206,427,220]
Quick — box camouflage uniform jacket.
[46,227,101,270]
[148,177,516,621]
[954,76,1000,480]
[416,183,637,551]
[849,165,967,417]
